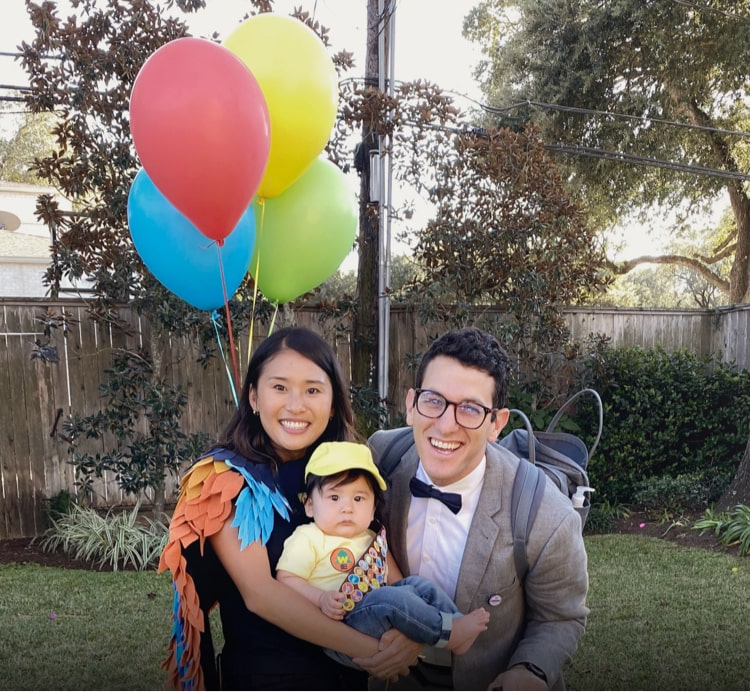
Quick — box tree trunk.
[728,190,750,305]
[352,0,382,390]
[150,327,167,518]
[717,435,750,511]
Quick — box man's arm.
[507,508,589,686]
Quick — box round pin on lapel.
[488,594,502,607]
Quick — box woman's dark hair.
[217,327,359,464]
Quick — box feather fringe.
[157,450,290,690]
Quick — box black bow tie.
[409,477,462,514]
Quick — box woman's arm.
[210,513,379,660]
[387,555,405,582]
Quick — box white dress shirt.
[406,456,487,600]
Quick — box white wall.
[0,181,75,297]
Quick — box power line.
[545,143,750,182]
[670,0,750,21]
[1,71,747,184]
[486,99,750,141]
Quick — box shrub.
[633,471,733,518]
[576,344,750,505]
[44,489,77,522]
[38,503,168,571]
[693,504,750,556]
[585,500,630,534]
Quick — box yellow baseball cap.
[305,441,387,491]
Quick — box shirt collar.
[416,455,487,495]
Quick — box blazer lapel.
[454,455,505,610]
[384,444,419,576]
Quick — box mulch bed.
[0,537,126,571]
[0,510,741,570]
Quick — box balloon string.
[249,198,266,364]
[211,310,239,408]
[217,242,241,400]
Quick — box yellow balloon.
[224,15,339,199]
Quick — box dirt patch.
[595,510,742,556]
[0,537,130,571]
[0,510,742,569]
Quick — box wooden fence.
[2,298,750,539]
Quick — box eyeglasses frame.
[413,388,496,430]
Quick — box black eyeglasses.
[413,388,495,429]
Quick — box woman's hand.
[352,629,422,680]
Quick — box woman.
[158,327,418,690]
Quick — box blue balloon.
[127,168,255,310]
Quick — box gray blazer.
[369,428,590,690]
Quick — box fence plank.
[2,299,750,538]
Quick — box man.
[368,327,589,690]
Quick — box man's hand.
[352,629,422,680]
[489,664,548,691]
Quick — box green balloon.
[251,157,357,303]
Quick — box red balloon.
[130,37,270,243]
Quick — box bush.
[38,503,168,571]
[585,500,630,534]
[44,489,77,522]
[633,471,733,518]
[693,504,750,556]
[577,345,750,505]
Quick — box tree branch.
[610,253,730,295]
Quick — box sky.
[0,0,682,260]
[0,0,484,102]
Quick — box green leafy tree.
[0,110,58,184]
[19,0,251,513]
[465,0,750,304]
[332,77,612,398]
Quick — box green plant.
[693,504,750,556]
[584,500,630,534]
[580,344,750,505]
[38,503,168,571]
[350,383,393,437]
[44,489,76,522]
[62,348,209,512]
[633,471,731,518]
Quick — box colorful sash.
[331,524,389,612]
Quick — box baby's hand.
[318,590,346,620]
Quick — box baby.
[276,441,490,669]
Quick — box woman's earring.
[253,409,260,416]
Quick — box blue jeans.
[325,576,461,670]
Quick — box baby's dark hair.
[305,469,385,512]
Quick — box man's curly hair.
[415,327,511,409]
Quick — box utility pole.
[353,0,394,422]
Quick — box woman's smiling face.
[249,348,334,462]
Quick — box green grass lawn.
[1,534,748,690]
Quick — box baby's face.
[305,475,376,539]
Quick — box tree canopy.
[465,0,750,304]
[20,0,612,414]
